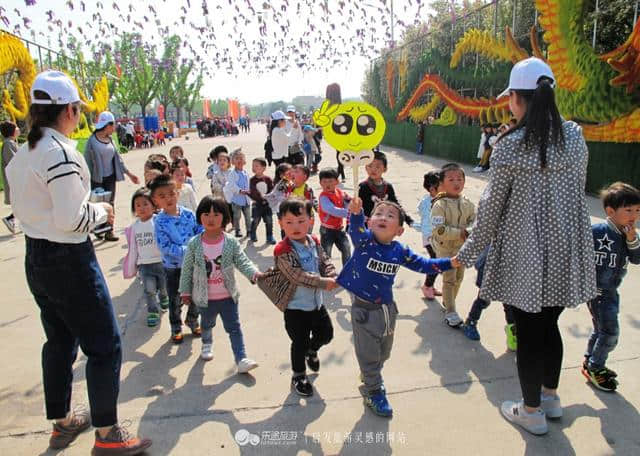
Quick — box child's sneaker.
[505,324,517,351]
[306,350,320,372]
[581,364,618,392]
[540,392,562,419]
[584,357,618,378]
[201,343,213,361]
[237,358,259,373]
[500,400,547,435]
[171,330,183,344]
[146,312,160,327]
[462,319,480,340]
[365,390,393,417]
[159,297,169,311]
[92,423,152,455]
[444,311,463,327]
[421,285,435,300]
[292,375,313,396]
[49,406,91,449]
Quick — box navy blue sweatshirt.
[337,211,452,304]
[592,219,640,292]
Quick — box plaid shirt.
[257,235,336,311]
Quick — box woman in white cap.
[285,105,304,165]
[6,71,151,454]
[452,57,596,435]
[270,110,298,167]
[84,111,139,241]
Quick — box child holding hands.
[258,199,338,397]
[338,196,452,417]
[179,196,261,373]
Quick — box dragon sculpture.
[395,0,640,143]
[0,31,109,138]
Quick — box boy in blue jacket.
[149,175,204,344]
[338,197,452,417]
[583,182,640,392]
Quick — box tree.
[115,33,158,117]
[156,36,181,121]
[583,0,636,53]
[169,63,192,124]
[184,72,204,126]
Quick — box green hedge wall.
[382,122,640,194]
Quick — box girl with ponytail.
[5,71,151,454]
[452,58,597,436]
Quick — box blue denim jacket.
[592,220,640,293]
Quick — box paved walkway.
[0,128,638,455]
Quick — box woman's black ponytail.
[499,76,564,168]
[27,90,69,149]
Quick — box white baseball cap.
[271,110,287,121]
[95,111,115,129]
[30,70,82,105]
[286,105,296,113]
[498,57,555,99]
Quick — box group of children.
[134,130,166,149]
[122,141,640,418]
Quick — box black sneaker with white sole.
[292,375,313,396]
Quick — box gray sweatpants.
[351,296,398,395]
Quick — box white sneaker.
[540,392,562,419]
[200,343,213,361]
[501,400,548,435]
[237,358,259,374]
[444,311,463,327]
[472,166,483,173]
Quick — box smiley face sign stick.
[313,100,386,196]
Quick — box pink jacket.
[122,225,138,279]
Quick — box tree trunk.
[140,103,147,117]
[187,110,192,126]
[175,107,182,125]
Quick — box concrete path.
[0,127,638,455]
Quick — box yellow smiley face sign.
[312,100,386,154]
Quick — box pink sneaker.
[421,286,435,300]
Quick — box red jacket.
[318,188,347,230]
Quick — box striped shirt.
[6,128,107,243]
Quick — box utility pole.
[493,0,499,38]
[390,0,395,47]
[592,0,599,48]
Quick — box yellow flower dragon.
[1,31,109,131]
[396,0,640,143]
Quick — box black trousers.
[284,306,334,375]
[510,306,564,408]
[423,244,437,287]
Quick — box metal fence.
[1,29,91,95]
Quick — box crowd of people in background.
[196,116,240,138]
